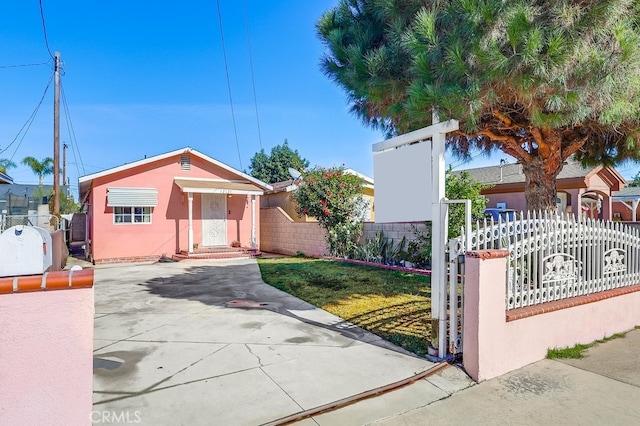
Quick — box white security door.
[201,194,227,246]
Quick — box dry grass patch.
[257,257,432,355]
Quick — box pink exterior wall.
[89,154,260,262]
[463,250,640,382]
[484,192,527,212]
[0,287,94,424]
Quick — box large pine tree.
[318,0,640,210]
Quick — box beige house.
[260,168,375,222]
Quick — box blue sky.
[1,1,637,197]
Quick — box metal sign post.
[372,114,459,359]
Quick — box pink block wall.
[260,207,328,256]
[463,251,640,382]
[0,288,94,424]
[89,154,259,262]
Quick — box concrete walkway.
[354,328,640,426]
[92,258,474,425]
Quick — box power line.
[215,0,243,170]
[60,80,86,175]
[0,61,50,69]
[0,71,54,160]
[39,0,54,59]
[242,0,263,151]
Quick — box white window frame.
[113,206,153,225]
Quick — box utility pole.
[53,52,61,215]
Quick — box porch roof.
[174,177,264,195]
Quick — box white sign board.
[373,142,433,222]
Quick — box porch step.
[172,247,261,261]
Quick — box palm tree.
[22,156,54,186]
[0,158,16,175]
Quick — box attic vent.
[180,155,191,171]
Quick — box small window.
[114,206,152,224]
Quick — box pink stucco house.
[461,159,626,220]
[78,147,271,264]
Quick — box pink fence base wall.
[463,250,640,382]
[0,287,94,424]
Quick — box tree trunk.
[521,155,563,212]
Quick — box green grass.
[547,332,627,359]
[257,257,432,356]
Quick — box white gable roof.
[79,147,271,201]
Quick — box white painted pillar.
[430,110,448,359]
[633,200,639,222]
[188,192,194,253]
[251,195,256,249]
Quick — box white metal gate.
[201,194,226,246]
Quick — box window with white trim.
[114,206,152,224]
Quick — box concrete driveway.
[92,258,473,425]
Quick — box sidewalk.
[315,327,640,425]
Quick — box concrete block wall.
[361,222,429,247]
[261,208,431,257]
[260,207,328,257]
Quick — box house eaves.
[78,147,272,200]
[0,171,13,185]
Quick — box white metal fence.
[465,211,640,310]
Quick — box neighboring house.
[612,186,640,222]
[0,171,12,185]
[78,147,271,264]
[260,168,375,222]
[460,159,625,220]
[0,184,68,215]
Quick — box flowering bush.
[293,166,365,257]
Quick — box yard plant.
[293,166,366,257]
[257,257,433,356]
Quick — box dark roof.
[271,179,294,190]
[613,186,640,198]
[459,160,595,186]
[0,184,54,197]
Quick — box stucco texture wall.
[0,287,94,425]
[463,252,640,382]
[89,154,260,262]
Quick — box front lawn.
[257,257,432,356]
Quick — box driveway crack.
[246,344,264,367]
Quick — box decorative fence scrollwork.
[463,211,640,310]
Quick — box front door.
[201,193,227,246]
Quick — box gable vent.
[180,155,191,170]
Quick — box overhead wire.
[215,0,243,170]
[0,61,50,69]
[39,0,55,59]
[60,80,86,176]
[0,71,54,160]
[242,0,263,151]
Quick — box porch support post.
[188,192,194,253]
[251,195,256,250]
